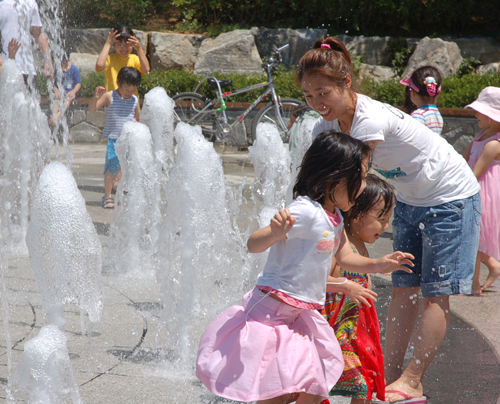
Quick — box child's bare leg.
[113,167,122,189]
[384,286,420,384]
[480,252,500,291]
[104,171,115,197]
[295,393,324,404]
[471,253,482,296]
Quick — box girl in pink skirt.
[463,86,500,295]
[196,131,414,404]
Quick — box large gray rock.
[477,62,500,74]
[358,64,397,82]
[65,29,147,56]
[148,32,205,72]
[194,30,263,76]
[70,121,101,143]
[441,36,500,65]
[402,37,463,78]
[69,52,98,76]
[251,27,326,69]
[336,35,393,66]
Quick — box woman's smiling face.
[301,73,350,121]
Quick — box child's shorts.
[103,138,120,175]
[391,193,481,297]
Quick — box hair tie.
[423,76,439,97]
[321,44,331,49]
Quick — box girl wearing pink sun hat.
[463,86,500,295]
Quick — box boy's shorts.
[391,193,481,297]
[103,138,120,175]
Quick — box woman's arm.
[472,140,500,179]
[247,209,296,253]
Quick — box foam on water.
[25,162,102,326]
[11,324,82,404]
[153,122,249,369]
[109,121,161,275]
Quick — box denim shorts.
[392,193,481,297]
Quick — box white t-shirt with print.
[256,196,344,305]
[312,94,479,206]
[0,0,43,75]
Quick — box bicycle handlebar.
[276,44,289,53]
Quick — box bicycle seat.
[207,78,232,88]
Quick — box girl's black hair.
[117,67,141,87]
[293,130,371,206]
[342,173,396,230]
[113,26,135,42]
[404,65,442,114]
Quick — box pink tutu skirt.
[196,288,344,402]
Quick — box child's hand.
[377,251,414,274]
[127,36,143,52]
[7,38,21,59]
[66,90,77,102]
[344,281,378,308]
[106,29,120,46]
[94,86,106,98]
[270,209,296,240]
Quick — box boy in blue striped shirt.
[89,67,141,209]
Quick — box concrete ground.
[0,142,499,404]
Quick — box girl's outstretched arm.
[335,229,414,274]
[247,209,296,253]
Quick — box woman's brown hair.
[297,37,353,88]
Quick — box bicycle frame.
[190,45,291,136]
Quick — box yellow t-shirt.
[103,53,143,95]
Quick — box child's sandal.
[102,196,115,209]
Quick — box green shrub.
[80,71,105,97]
[360,78,405,107]
[440,73,500,108]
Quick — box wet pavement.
[0,141,499,403]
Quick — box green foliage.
[388,38,415,76]
[456,57,482,78]
[62,0,154,28]
[439,72,500,108]
[360,78,405,107]
[80,72,105,97]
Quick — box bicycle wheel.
[250,98,302,144]
[173,92,217,140]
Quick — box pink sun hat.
[399,77,421,93]
[465,86,500,123]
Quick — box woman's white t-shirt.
[312,94,480,206]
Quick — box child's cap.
[465,86,500,123]
[400,76,441,96]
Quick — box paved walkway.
[0,142,499,403]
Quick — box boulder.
[194,30,263,76]
[441,36,500,65]
[86,111,106,128]
[148,32,205,72]
[336,35,393,66]
[251,27,326,69]
[69,52,98,76]
[65,29,147,56]
[402,37,463,78]
[358,64,397,82]
[70,121,101,143]
[477,62,500,75]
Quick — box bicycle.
[172,44,302,148]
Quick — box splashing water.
[248,122,291,227]
[0,60,51,252]
[11,324,82,404]
[153,122,249,370]
[109,121,161,275]
[26,162,102,328]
